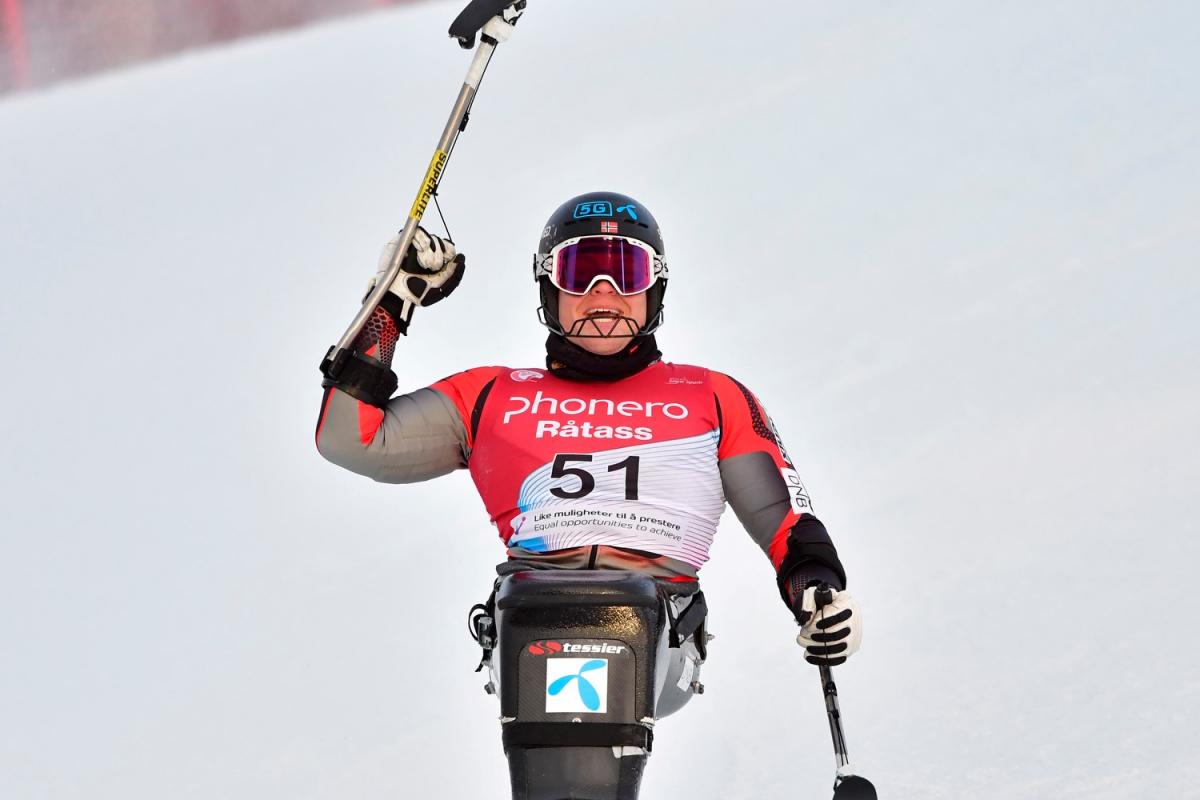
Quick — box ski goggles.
[537,235,666,296]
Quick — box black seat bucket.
[495,570,667,800]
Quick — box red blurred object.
[0,0,424,95]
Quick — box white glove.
[795,586,862,666]
[368,227,465,309]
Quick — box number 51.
[549,454,640,501]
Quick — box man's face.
[557,279,648,356]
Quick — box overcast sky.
[1,1,1198,798]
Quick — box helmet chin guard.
[536,284,666,339]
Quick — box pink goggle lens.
[552,237,654,295]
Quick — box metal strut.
[813,586,878,800]
[324,1,524,375]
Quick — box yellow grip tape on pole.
[409,149,449,220]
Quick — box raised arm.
[315,229,483,483]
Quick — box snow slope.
[1,1,1197,797]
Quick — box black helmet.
[533,191,668,337]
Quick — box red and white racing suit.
[315,360,846,600]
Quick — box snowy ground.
[2,1,1198,798]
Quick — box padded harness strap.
[664,590,708,660]
[502,722,653,752]
[673,592,707,642]
[468,581,500,673]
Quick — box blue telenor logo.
[616,204,638,221]
[547,659,606,711]
[573,201,613,219]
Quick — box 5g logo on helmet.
[572,201,614,218]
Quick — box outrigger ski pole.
[322,0,527,379]
[814,585,878,800]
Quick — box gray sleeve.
[721,450,845,602]
[315,385,470,483]
[719,450,793,556]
